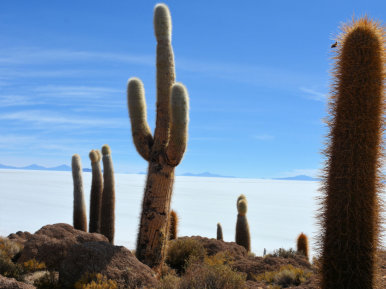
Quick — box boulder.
[0,275,36,289]
[17,223,108,270]
[59,241,158,289]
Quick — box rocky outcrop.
[59,241,158,289]
[0,275,36,289]
[17,223,108,269]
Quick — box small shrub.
[157,272,180,289]
[0,237,23,259]
[33,271,60,289]
[266,248,300,259]
[0,250,25,281]
[166,239,206,273]
[204,251,234,266]
[179,262,246,289]
[74,273,117,289]
[23,258,46,272]
[256,265,312,288]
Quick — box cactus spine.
[100,145,115,244]
[296,233,309,260]
[72,154,87,232]
[89,149,103,233]
[320,18,384,289]
[235,195,250,252]
[127,3,189,267]
[217,223,223,241]
[168,210,178,240]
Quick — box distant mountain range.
[0,163,319,181]
[0,163,92,172]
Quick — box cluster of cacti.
[127,3,189,267]
[235,194,250,252]
[72,154,87,232]
[296,233,309,260]
[89,149,103,233]
[71,145,115,244]
[320,18,384,289]
[168,210,178,240]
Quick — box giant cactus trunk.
[320,18,384,289]
[89,149,103,233]
[72,154,87,232]
[127,3,189,268]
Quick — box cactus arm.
[152,4,175,153]
[166,83,189,166]
[127,78,153,161]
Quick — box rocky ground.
[0,223,385,288]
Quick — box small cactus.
[89,149,103,233]
[72,154,87,232]
[168,210,178,240]
[216,223,223,241]
[235,195,250,252]
[296,233,309,260]
[100,145,115,244]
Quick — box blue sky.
[0,0,384,178]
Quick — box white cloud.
[300,87,327,102]
[0,95,39,107]
[252,134,274,141]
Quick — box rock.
[59,241,158,289]
[7,232,33,245]
[0,275,36,289]
[178,236,248,259]
[17,223,108,270]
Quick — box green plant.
[296,233,309,260]
[72,154,87,231]
[217,223,223,241]
[256,264,312,288]
[33,271,60,289]
[127,3,189,268]
[169,210,178,240]
[0,237,23,259]
[74,273,117,289]
[100,145,115,244]
[89,149,103,233]
[166,239,206,274]
[320,17,385,289]
[235,195,250,252]
[0,251,25,281]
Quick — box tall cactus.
[217,222,223,241]
[320,18,384,289]
[235,195,250,252]
[89,149,103,233]
[100,145,115,244]
[72,154,87,232]
[127,3,189,267]
[296,232,309,260]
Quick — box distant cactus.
[217,223,223,241]
[235,195,250,252]
[127,3,189,267]
[169,210,178,240]
[320,18,385,289]
[72,154,87,232]
[100,145,115,244]
[89,149,103,233]
[296,233,309,260]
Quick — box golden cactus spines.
[89,149,103,233]
[168,210,178,240]
[296,233,309,260]
[72,154,87,232]
[100,144,115,244]
[127,3,189,268]
[320,17,385,289]
[235,196,250,252]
